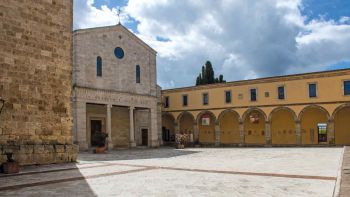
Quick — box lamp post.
[0,97,4,115]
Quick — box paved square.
[0,147,343,196]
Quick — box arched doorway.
[218,109,240,144]
[178,112,195,143]
[299,106,329,145]
[197,111,216,144]
[334,104,350,145]
[269,107,297,145]
[243,108,266,144]
[162,113,175,143]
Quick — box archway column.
[215,121,220,146]
[107,104,113,149]
[295,120,301,145]
[327,119,335,145]
[129,106,136,147]
[193,123,199,143]
[175,121,179,134]
[265,121,271,145]
[239,121,244,145]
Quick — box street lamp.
[0,97,4,115]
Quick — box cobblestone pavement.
[0,147,343,197]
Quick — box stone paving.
[339,146,350,197]
[0,147,343,196]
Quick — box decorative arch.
[177,111,195,124]
[161,112,176,143]
[196,110,216,144]
[299,105,330,145]
[298,105,330,121]
[242,107,266,145]
[332,103,350,145]
[242,107,267,123]
[269,107,297,145]
[268,107,297,122]
[218,109,240,144]
[217,109,241,124]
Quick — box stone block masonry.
[0,1,78,164]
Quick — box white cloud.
[74,0,350,89]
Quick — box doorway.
[91,120,102,147]
[317,123,327,143]
[142,128,148,146]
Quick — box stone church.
[72,24,162,150]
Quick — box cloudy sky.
[74,0,350,89]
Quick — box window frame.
[308,82,318,98]
[277,85,285,100]
[164,96,169,108]
[343,80,350,96]
[182,94,188,107]
[224,90,232,104]
[96,56,102,77]
[202,92,209,105]
[136,65,141,83]
[250,88,257,102]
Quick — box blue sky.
[74,0,350,89]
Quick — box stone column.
[75,101,88,150]
[295,120,301,145]
[129,106,136,147]
[327,119,335,145]
[150,108,159,147]
[265,121,271,146]
[175,121,180,134]
[215,121,220,146]
[239,121,244,146]
[193,123,199,143]
[106,104,113,149]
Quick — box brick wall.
[0,0,78,165]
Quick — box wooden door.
[91,120,102,146]
[142,129,148,146]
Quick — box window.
[265,92,270,97]
[114,47,124,59]
[182,95,188,106]
[136,65,140,83]
[250,89,257,101]
[203,93,209,105]
[96,56,102,77]
[309,83,317,98]
[164,96,169,108]
[344,81,350,95]
[278,86,285,100]
[225,91,231,103]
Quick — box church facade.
[73,24,162,150]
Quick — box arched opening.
[162,113,175,143]
[218,110,240,144]
[178,112,195,143]
[243,109,266,144]
[300,106,329,145]
[270,108,296,145]
[334,105,350,145]
[96,56,102,77]
[197,111,216,144]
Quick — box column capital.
[129,106,135,110]
[107,104,112,108]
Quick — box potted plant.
[175,133,188,149]
[93,131,108,153]
[2,152,19,174]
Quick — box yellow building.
[161,69,350,146]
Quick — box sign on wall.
[201,114,210,125]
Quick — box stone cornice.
[162,69,350,93]
[73,86,157,108]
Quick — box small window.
[136,65,140,83]
[203,93,209,105]
[164,96,169,108]
[96,56,102,77]
[182,95,188,106]
[114,47,124,59]
[250,89,257,101]
[278,86,285,100]
[225,91,231,103]
[309,83,317,98]
[344,81,350,95]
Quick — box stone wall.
[0,0,78,165]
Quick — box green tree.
[195,61,225,85]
